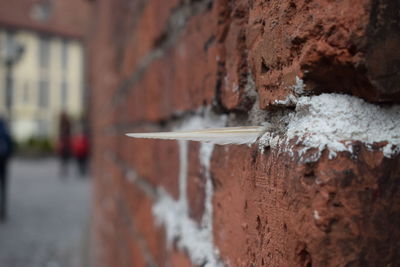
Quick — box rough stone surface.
[246,0,400,107]
[213,143,400,266]
[88,0,400,266]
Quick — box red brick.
[212,143,400,266]
[89,0,400,266]
[187,142,206,223]
[246,0,400,107]
[115,10,219,124]
[117,0,180,79]
[168,250,196,267]
[119,137,180,199]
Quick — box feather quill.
[126,126,266,145]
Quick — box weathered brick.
[246,0,400,108]
[217,0,253,110]
[118,0,180,79]
[89,0,400,266]
[187,142,206,223]
[168,250,196,267]
[113,4,218,124]
[212,143,400,266]
[118,137,180,199]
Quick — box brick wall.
[88,0,400,266]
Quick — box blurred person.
[0,118,13,222]
[58,112,72,177]
[72,126,89,177]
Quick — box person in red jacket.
[72,127,89,177]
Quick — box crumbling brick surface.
[246,0,400,108]
[88,0,400,266]
[213,143,400,266]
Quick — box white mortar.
[152,113,226,267]
[260,93,400,161]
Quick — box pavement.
[0,158,91,267]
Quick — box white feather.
[126,126,266,145]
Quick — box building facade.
[0,0,92,142]
[0,29,84,140]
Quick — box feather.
[126,126,266,145]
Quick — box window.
[60,81,68,108]
[23,82,29,104]
[38,80,49,107]
[61,39,68,70]
[38,36,50,69]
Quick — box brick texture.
[88,0,400,266]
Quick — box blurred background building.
[0,0,91,143]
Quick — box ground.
[0,158,91,267]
